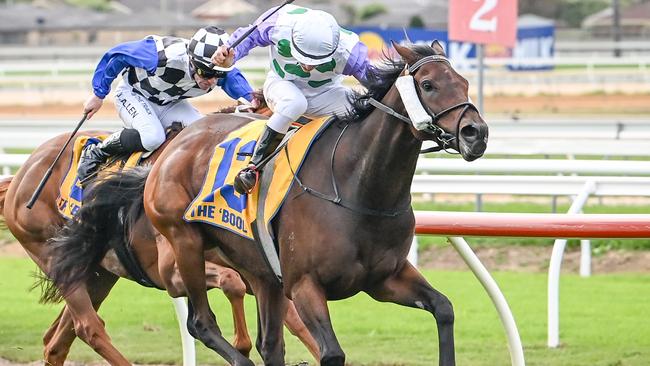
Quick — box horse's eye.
[421,80,434,92]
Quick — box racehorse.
[0,103,319,365]
[44,41,488,365]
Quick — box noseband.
[368,54,479,153]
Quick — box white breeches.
[262,72,353,134]
[113,81,203,151]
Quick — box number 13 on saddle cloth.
[183,117,331,240]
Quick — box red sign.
[448,0,518,47]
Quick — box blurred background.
[0,0,649,113]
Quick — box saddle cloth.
[183,117,332,240]
[56,135,144,219]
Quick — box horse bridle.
[369,54,479,153]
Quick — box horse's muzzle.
[458,121,488,161]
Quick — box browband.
[408,55,450,74]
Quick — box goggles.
[192,59,227,79]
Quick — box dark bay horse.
[0,110,318,364]
[45,41,488,365]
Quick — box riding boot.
[77,129,137,184]
[234,126,285,194]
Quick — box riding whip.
[26,112,89,209]
[207,0,295,69]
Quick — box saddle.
[184,117,333,282]
[102,122,185,176]
[57,123,184,220]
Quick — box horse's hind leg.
[283,301,320,361]
[44,269,119,365]
[42,307,73,366]
[206,263,252,357]
[63,279,130,365]
[366,262,455,366]
[290,276,345,366]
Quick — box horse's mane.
[337,44,438,124]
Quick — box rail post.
[547,180,596,348]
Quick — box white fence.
[2,54,650,95]
[1,117,648,150]
[3,117,650,174]
[408,161,650,356]
[415,210,650,354]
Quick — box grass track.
[1,258,648,365]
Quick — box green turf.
[1,258,648,365]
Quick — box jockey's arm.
[91,38,158,99]
[343,41,375,88]
[213,6,279,67]
[217,67,254,102]
[85,38,157,118]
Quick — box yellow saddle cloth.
[56,135,144,219]
[183,117,332,240]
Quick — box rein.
[284,122,412,217]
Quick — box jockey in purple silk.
[212,4,374,194]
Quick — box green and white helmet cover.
[290,10,340,66]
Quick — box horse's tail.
[39,166,151,304]
[0,175,13,224]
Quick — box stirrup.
[233,166,259,194]
[77,146,104,184]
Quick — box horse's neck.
[344,87,422,208]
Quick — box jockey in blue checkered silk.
[212,4,374,194]
[77,26,255,183]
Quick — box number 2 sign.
[448,0,518,47]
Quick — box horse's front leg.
[155,222,253,366]
[366,262,455,366]
[290,276,345,366]
[250,279,287,365]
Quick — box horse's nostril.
[460,124,479,142]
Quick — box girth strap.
[285,123,412,218]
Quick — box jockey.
[212,5,373,194]
[78,26,255,183]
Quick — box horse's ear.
[391,40,418,65]
[430,40,446,56]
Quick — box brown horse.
[44,41,488,365]
[0,110,318,364]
